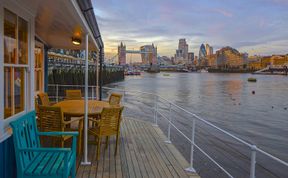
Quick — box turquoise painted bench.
[10,111,78,178]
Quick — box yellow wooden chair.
[88,106,124,160]
[38,105,83,153]
[66,90,82,100]
[108,93,123,105]
[38,92,53,106]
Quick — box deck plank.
[77,118,199,178]
[126,119,156,178]
[124,119,149,178]
[127,119,170,178]
[122,119,142,178]
[131,119,178,178]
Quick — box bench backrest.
[10,111,40,171]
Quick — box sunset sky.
[92,0,288,61]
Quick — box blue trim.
[0,136,17,178]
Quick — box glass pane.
[4,9,17,64]
[18,17,28,64]
[4,67,12,119]
[14,68,25,114]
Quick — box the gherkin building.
[199,44,207,66]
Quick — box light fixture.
[72,37,81,45]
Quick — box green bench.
[10,111,78,178]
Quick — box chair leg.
[115,134,120,156]
[105,136,109,149]
[71,161,76,178]
[96,136,101,160]
[78,131,82,155]
[78,119,84,154]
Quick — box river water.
[106,72,288,178]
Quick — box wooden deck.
[76,118,199,178]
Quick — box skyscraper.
[178,39,188,60]
[199,44,207,66]
[210,46,213,55]
[205,43,213,56]
[188,52,194,64]
[175,38,188,64]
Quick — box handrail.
[47,84,288,177]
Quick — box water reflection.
[108,72,288,177]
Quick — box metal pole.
[91,86,94,99]
[152,95,158,127]
[185,118,196,173]
[81,34,91,165]
[56,84,59,102]
[96,55,99,100]
[250,145,257,178]
[99,48,103,101]
[165,103,172,144]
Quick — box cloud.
[213,9,233,17]
[92,0,288,60]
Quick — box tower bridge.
[118,42,158,66]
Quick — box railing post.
[123,91,125,104]
[165,103,172,144]
[250,145,257,178]
[91,86,94,99]
[152,95,158,127]
[56,84,59,102]
[185,118,196,173]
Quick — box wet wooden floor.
[76,118,200,178]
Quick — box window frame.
[34,41,45,94]
[0,0,35,142]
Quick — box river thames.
[106,72,288,178]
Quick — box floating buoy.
[248,78,257,82]
[272,106,274,109]
[252,91,255,95]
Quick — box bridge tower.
[140,43,158,65]
[118,42,126,65]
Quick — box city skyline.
[92,0,288,61]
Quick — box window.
[34,46,44,93]
[3,8,28,119]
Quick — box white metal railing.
[47,84,288,178]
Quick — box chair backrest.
[38,92,51,106]
[10,111,40,171]
[99,106,124,135]
[108,93,123,105]
[38,106,64,132]
[66,89,82,100]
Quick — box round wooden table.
[53,100,110,154]
[53,100,110,117]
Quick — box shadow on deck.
[76,118,200,178]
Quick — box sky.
[92,0,288,61]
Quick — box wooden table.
[53,100,110,154]
[53,100,110,117]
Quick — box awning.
[21,0,103,51]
